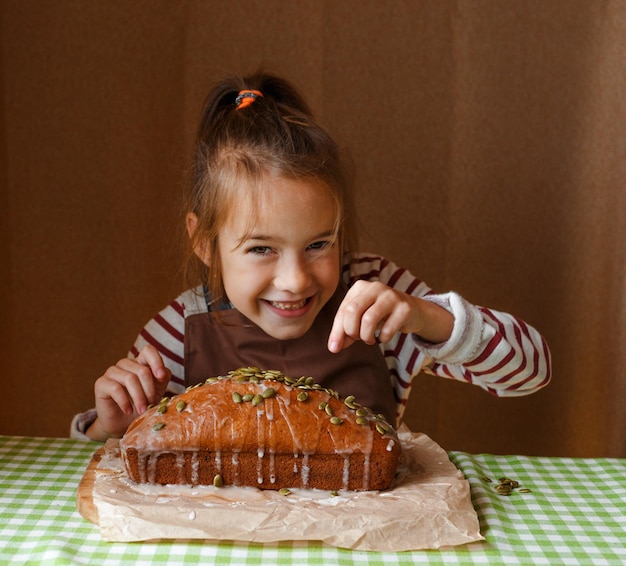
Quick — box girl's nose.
[275,256,312,293]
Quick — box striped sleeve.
[416,294,552,397]
[346,253,552,423]
[128,295,187,395]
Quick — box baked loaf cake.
[119,367,402,491]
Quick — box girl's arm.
[335,254,551,400]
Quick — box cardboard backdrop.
[2,1,625,457]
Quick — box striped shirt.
[129,253,551,425]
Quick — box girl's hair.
[183,71,359,301]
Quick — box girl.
[72,72,551,441]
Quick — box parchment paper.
[91,430,482,551]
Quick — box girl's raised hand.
[327,280,454,353]
[87,345,171,441]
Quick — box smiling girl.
[72,72,551,441]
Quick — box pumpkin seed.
[266,369,282,376]
[325,404,334,417]
[330,416,344,425]
[356,417,368,425]
[232,392,243,404]
[518,488,532,493]
[252,394,263,406]
[176,400,186,412]
[376,423,390,435]
[318,401,328,411]
[279,488,291,496]
[242,393,254,402]
[157,405,167,414]
[262,387,276,399]
[328,389,340,399]
[297,391,308,402]
[213,474,223,487]
[152,422,165,431]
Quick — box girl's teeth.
[270,299,307,310]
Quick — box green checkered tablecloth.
[0,435,624,565]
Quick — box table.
[0,435,624,565]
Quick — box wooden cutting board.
[76,446,105,525]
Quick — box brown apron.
[184,290,396,422]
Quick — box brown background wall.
[1,1,624,457]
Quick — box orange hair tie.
[235,89,263,109]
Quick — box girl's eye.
[247,246,273,255]
[308,240,333,251]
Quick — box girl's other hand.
[327,281,454,352]
[87,345,171,440]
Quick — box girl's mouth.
[269,298,310,311]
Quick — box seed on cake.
[356,417,368,425]
[330,416,344,425]
[262,388,276,399]
[213,474,223,487]
[376,423,393,435]
[176,401,186,412]
[325,404,334,417]
[318,401,328,411]
[242,393,254,402]
[151,423,165,431]
[297,391,308,402]
[252,394,263,407]
[157,405,167,414]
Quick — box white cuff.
[413,292,484,364]
[70,409,98,441]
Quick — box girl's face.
[218,174,340,340]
